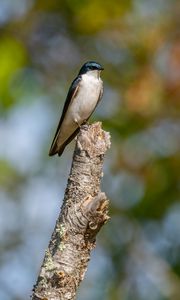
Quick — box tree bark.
[31,122,111,300]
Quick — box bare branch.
[31,122,111,300]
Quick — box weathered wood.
[31,122,110,300]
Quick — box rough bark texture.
[31,122,111,300]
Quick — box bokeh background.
[0,1,180,299]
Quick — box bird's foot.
[74,118,81,128]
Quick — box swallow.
[49,61,104,156]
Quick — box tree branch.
[31,122,111,300]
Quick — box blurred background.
[0,1,180,299]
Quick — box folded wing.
[49,76,82,156]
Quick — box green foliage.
[0,37,27,110]
[0,159,23,192]
[64,0,132,33]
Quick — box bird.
[49,61,104,156]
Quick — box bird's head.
[79,61,104,75]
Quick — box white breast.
[56,71,102,147]
[70,71,102,124]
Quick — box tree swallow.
[49,61,104,156]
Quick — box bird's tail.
[49,127,80,157]
[49,143,65,156]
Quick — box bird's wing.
[57,127,80,156]
[49,75,82,156]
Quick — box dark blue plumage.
[79,61,104,75]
